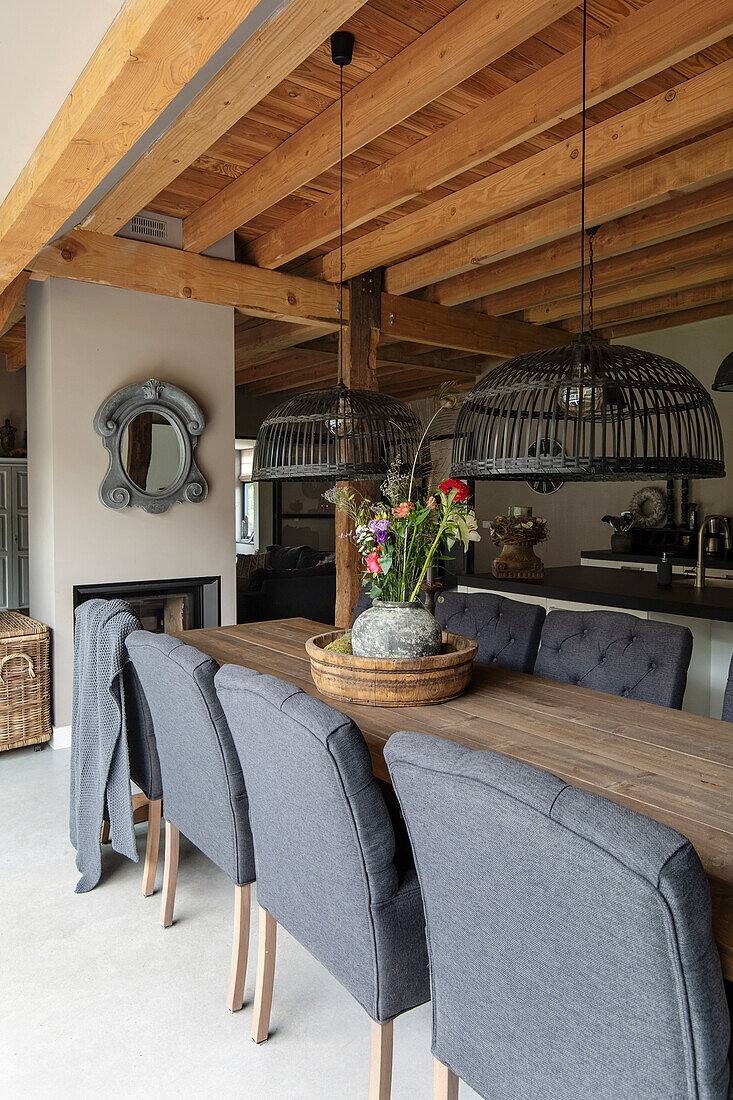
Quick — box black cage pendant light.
[252,32,422,482]
[451,0,725,484]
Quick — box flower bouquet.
[324,396,480,659]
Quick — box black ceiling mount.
[331,30,355,67]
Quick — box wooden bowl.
[305,630,478,707]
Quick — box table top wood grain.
[180,617,733,979]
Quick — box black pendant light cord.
[338,60,344,385]
[579,0,588,344]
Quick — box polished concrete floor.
[2,745,481,1099]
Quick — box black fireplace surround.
[73,576,221,633]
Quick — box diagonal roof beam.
[82,0,371,236]
[430,165,733,308]
[321,56,733,287]
[0,0,267,293]
[181,0,579,253]
[248,0,733,271]
[475,220,733,319]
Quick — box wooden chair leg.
[434,1058,459,1100]
[159,821,179,928]
[252,906,277,1043]
[226,883,251,1012]
[100,819,110,844]
[141,797,162,897]
[368,1019,394,1100]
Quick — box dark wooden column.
[334,269,381,628]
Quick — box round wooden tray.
[305,630,478,707]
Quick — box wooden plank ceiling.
[5,0,733,396]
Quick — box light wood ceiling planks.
[6,0,733,401]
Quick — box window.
[235,440,259,552]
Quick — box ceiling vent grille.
[127,214,168,241]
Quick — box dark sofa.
[236,544,335,624]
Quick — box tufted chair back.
[215,664,430,1023]
[386,730,731,1100]
[722,654,733,722]
[434,592,545,673]
[125,631,255,886]
[535,610,692,709]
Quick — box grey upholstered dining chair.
[434,591,545,672]
[722,654,733,721]
[386,730,732,1100]
[215,665,430,1100]
[122,661,163,896]
[534,608,693,708]
[126,631,256,1012]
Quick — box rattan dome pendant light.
[451,2,725,485]
[252,32,422,483]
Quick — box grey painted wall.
[26,277,236,731]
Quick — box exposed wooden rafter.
[478,222,733,320]
[422,139,733,305]
[318,57,733,284]
[0,0,266,293]
[246,0,733,271]
[29,231,344,327]
[181,0,579,253]
[82,0,371,236]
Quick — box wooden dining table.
[180,616,733,980]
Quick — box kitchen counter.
[581,549,733,570]
[459,567,733,623]
[458,567,733,719]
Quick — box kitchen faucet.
[696,515,732,588]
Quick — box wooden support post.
[334,270,382,628]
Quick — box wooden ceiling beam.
[82,0,371,235]
[0,320,26,372]
[0,0,266,293]
[528,253,733,326]
[478,223,733,319]
[29,230,343,326]
[382,294,569,358]
[181,0,579,253]
[300,336,484,376]
[248,0,733,271]
[323,57,733,287]
[588,281,733,332]
[433,165,733,308]
[235,349,336,385]
[0,271,30,338]
[599,300,733,340]
[236,321,338,366]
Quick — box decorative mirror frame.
[94,378,208,513]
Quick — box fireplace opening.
[73,576,221,632]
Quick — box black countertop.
[459,567,733,623]
[581,549,733,570]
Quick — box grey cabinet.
[0,460,29,610]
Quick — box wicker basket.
[0,611,52,751]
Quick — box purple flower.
[368,518,390,544]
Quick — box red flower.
[366,551,381,574]
[438,478,470,503]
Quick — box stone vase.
[351,599,442,659]
[492,539,544,580]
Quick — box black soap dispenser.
[657,552,672,587]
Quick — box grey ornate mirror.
[94,379,208,513]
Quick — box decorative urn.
[351,600,442,659]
